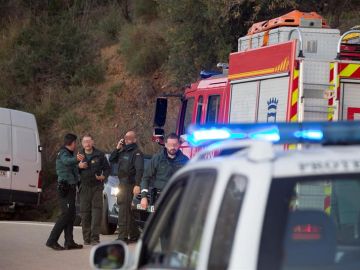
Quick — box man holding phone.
[78,134,110,245]
[109,131,144,243]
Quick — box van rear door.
[0,108,12,203]
[10,110,41,203]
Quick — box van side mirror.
[90,241,128,270]
[154,97,168,127]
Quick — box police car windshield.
[258,174,360,270]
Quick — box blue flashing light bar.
[186,121,360,147]
[200,70,222,79]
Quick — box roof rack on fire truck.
[247,10,328,36]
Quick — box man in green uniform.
[78,134,110,245]
[46,133,84,250]
[140,133,189,209]
[109,131,144,243]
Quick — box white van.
[0,108,42,207]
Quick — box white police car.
[91,122,360,270]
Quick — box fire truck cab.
[153,11,360,158]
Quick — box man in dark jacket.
[109,131,144,243]
[46,133,84,250]
[78,134,110,245]
[140,133,189,210]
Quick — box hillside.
[0,0,358,219]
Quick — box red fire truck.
[153,10,360,158]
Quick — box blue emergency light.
[199,70,222,79]
[186,121,360,146]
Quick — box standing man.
[109,131,144,243]
[140,133,189,209]
[46,133,84,250]
[78,134,110,245]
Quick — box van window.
[196,96,203,124]
[208,175,247,270]
[12,127,37,162]
[258,175,360,270]
[206,95,220,123]
[180,98,194,135]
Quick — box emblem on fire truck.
[267,97,279,122]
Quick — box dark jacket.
[141,148,189,195]
[109,143,144,185]
[78,148,110,187]
[56,146,79,185]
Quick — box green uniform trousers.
[117,182,140,240]
[80,185,103,242]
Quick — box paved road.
[0,221,121,270]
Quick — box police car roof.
[172,143,360,182]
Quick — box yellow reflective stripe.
[340,64,359,77]
[229,57,290,80]
[328,63,335,121]
[293,69,299,79]
[324,183,332,215]
[288,144,297,150]
[291,88,298,106]
[324,185,332,196]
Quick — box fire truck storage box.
[238,27,340,60]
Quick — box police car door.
[206,159,272,270]
[137,169,216,269]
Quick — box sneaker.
[46,242,65,251]
[64,242,83,250]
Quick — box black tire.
[101,196,117,235]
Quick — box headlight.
[111,187,120,196]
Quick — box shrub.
[133,0,158,22]
[60,111,82,131]
[72,63,105,85]
[64,86,96,105]
[98,7,124,41]
[9,14,101,87]
[119,24,168,76]
[108,82,124,96]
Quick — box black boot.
[46,242,65,251]
[64,242,83,250]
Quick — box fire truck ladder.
[288,29,339,122]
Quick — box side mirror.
[90,241,128,270]
[153,97,168,127]
[152,128,165,145]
